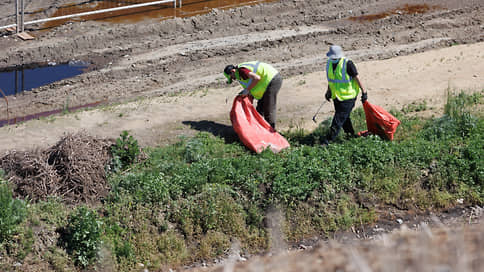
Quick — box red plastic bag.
[359,101,400,141]
[230,95,290,153]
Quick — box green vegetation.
[62,95,71,115]
[0,183,27,243]
[109,130,141,172]
[402,100,428,113]
[0,90,482,271]
[61,206,103,268]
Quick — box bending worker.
[322,45,368,146]
[224,61,282,129]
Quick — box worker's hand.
[361,92,368,103]
[325,89,332,101]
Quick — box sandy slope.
[0,0,483,122]
[0,41,482,153]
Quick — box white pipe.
[0,0,175,30]
[15,0,19,33]
[21,0,24,32]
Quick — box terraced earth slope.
[0,0,482,150]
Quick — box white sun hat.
[326,45,345,59]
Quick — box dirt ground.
[0,0,482,153]
[0,1,483,270]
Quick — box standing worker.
[224,61,283,129]
[322,45,368,146]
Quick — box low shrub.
[61,206,103,268]
[0,183,27,243]
[109,130,140,172]
[170,183,247,238]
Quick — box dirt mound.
[0,132,114,204]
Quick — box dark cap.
[223,65,236,84]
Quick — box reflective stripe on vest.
[236,61,277,100]
[326,59,351,84]
[237,61,260,89]
[326,58,360,101]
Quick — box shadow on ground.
[182,120,239,143]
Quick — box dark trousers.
[256,73,282,129]
[323,98,356,144]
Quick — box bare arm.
[354,75,366,94]
[246,71,261,92]
[239,71,261,96]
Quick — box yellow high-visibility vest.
[236,61,278,99]
[327,58,360,101]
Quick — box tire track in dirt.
[142,37,452,98]
[114,25,332,68]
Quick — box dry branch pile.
[0,132,114,204]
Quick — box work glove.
[325,89,332,101]
[361,92,368,103]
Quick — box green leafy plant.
[61,206,103,268]
[110,130,141,172]
[0,183,27,243]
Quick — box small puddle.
[2,1,278,127]
[349,4,441,22]
[40,0,278,30]
[0,60,89,96]
[0,60,95,128]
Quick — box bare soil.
[0,0,482,153]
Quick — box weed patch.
[1,90,482,270]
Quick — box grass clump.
[170,183,247,238]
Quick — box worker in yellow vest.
[224,61,283,129]
[322,45,368,146]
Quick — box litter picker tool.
[312,100,326,123]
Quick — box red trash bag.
[358,100,401,141]
[230,95,290,153]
